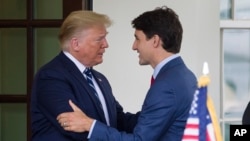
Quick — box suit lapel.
[91,71,115,126]
[59,52,107,123]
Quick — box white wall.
[93,0,220,115]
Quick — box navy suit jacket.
[242,102,250,125]
[31,52,138,141]
[89,57,197,141]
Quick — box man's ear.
[70,38,80,51]
[152,34,161,48]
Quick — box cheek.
[91,48,101,59]
[137,43,146,53]
[87,44,99,54]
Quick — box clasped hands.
[57,100,94,132]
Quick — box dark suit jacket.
[242,102,250,125]
[31,52,138,141]
[89,57,197,141]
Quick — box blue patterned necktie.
[84,68,101,103]
[84,68,111,125]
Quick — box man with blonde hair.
[31,10,139,141]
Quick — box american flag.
[182,86,221,141]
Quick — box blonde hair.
[58,10,112,50]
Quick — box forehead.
[76,28,107,42]
[134,30,146,39]
[83,26,107,35]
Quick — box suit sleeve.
[89,84,177,141]
[35,69,88,140]
[94,71,140,132]
[116,100,140,133]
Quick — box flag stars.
[189,90,200,115]
[189,104,197,115]
[206,115,210,119]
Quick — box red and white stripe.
[182,117,199,141]
[206,122,216,141]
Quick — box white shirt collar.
[63,51,87,73]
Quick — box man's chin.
[139,61,148,66]
[95,60,103,65]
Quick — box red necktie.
[151,76,155,86]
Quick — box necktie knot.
[84,68,92,78]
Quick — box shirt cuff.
[87,120,97,139]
